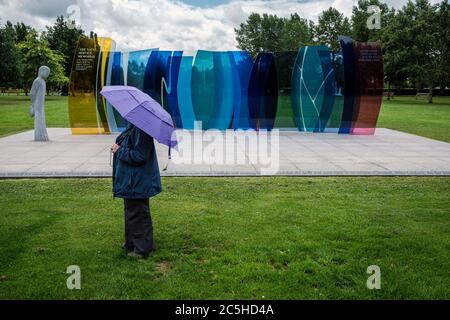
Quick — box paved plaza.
[0,128,449,177]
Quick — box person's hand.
[111,143,121,154]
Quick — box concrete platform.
[0,128,449,177]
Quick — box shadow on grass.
[0,209,61,273]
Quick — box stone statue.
[29,66,50,141]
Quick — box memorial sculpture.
[68,36,384,135]
[30,66,51,141]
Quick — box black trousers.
[124,198,154,255]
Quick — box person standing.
[111,123,161,259]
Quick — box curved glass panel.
[144,50,182,127]
[177,56,196,129]
[106,51,128,131]
[230,51,253,130]
[351,41,384,135]
[315,47,336,132]
[191,50,215,129]
[95,37,115,133]
[210,51,234,130]
[274,51,296,128]
[324,53,344,132]
[165,51,183,128]
[69,36,104,134]
[291,46,325,132]
[338,36,355,134]
[249,53,278,130]
[127,49,153,91]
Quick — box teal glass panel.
[210,51,234,130]
[315,48,336,132]
[177,56,196,129]
[191,50,215,129]
[230,51,253,129]
[291,46,326,132]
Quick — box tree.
[18,32,68,93]
[0,21,22,88]
[436,1,450,95]
[380,13,404,98]
[43,15,84,77]
[235,13,315,58]
[280,13,315,51]
[315,7,352,51]
[391,0,442,103]
[235,13,285,58]
[14,22,34,43]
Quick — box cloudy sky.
[0,0,443,52]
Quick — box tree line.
[0,16,84,94]
[235,0,450,102]
[0,0,448,102]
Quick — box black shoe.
[122,243,134,253]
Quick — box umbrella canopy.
[100,86,177,149]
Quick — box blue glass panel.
[210,51,234,130]
[338,36,355,134]
[248,53,278,130]
[144,50,182,127]
[177,56,196,129]
[165,51,183,128]
[144,50,171,104]
[230,51,253,130]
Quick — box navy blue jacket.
[112,124,162,199]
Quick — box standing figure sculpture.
[29,66,50,141]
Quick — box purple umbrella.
[100,86,177,152]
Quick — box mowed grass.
[0,95,449,142]
[378,96,450,143]
[0,95,68,137]
[0,177,448,300]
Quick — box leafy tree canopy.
[18,32,68,91]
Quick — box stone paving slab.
[0,128,449,177]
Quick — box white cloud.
[0,0,444,51]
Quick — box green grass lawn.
[0,95,68,137]
[0,95,449,142]
[378,96,450,143]
[0,177,448,299]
